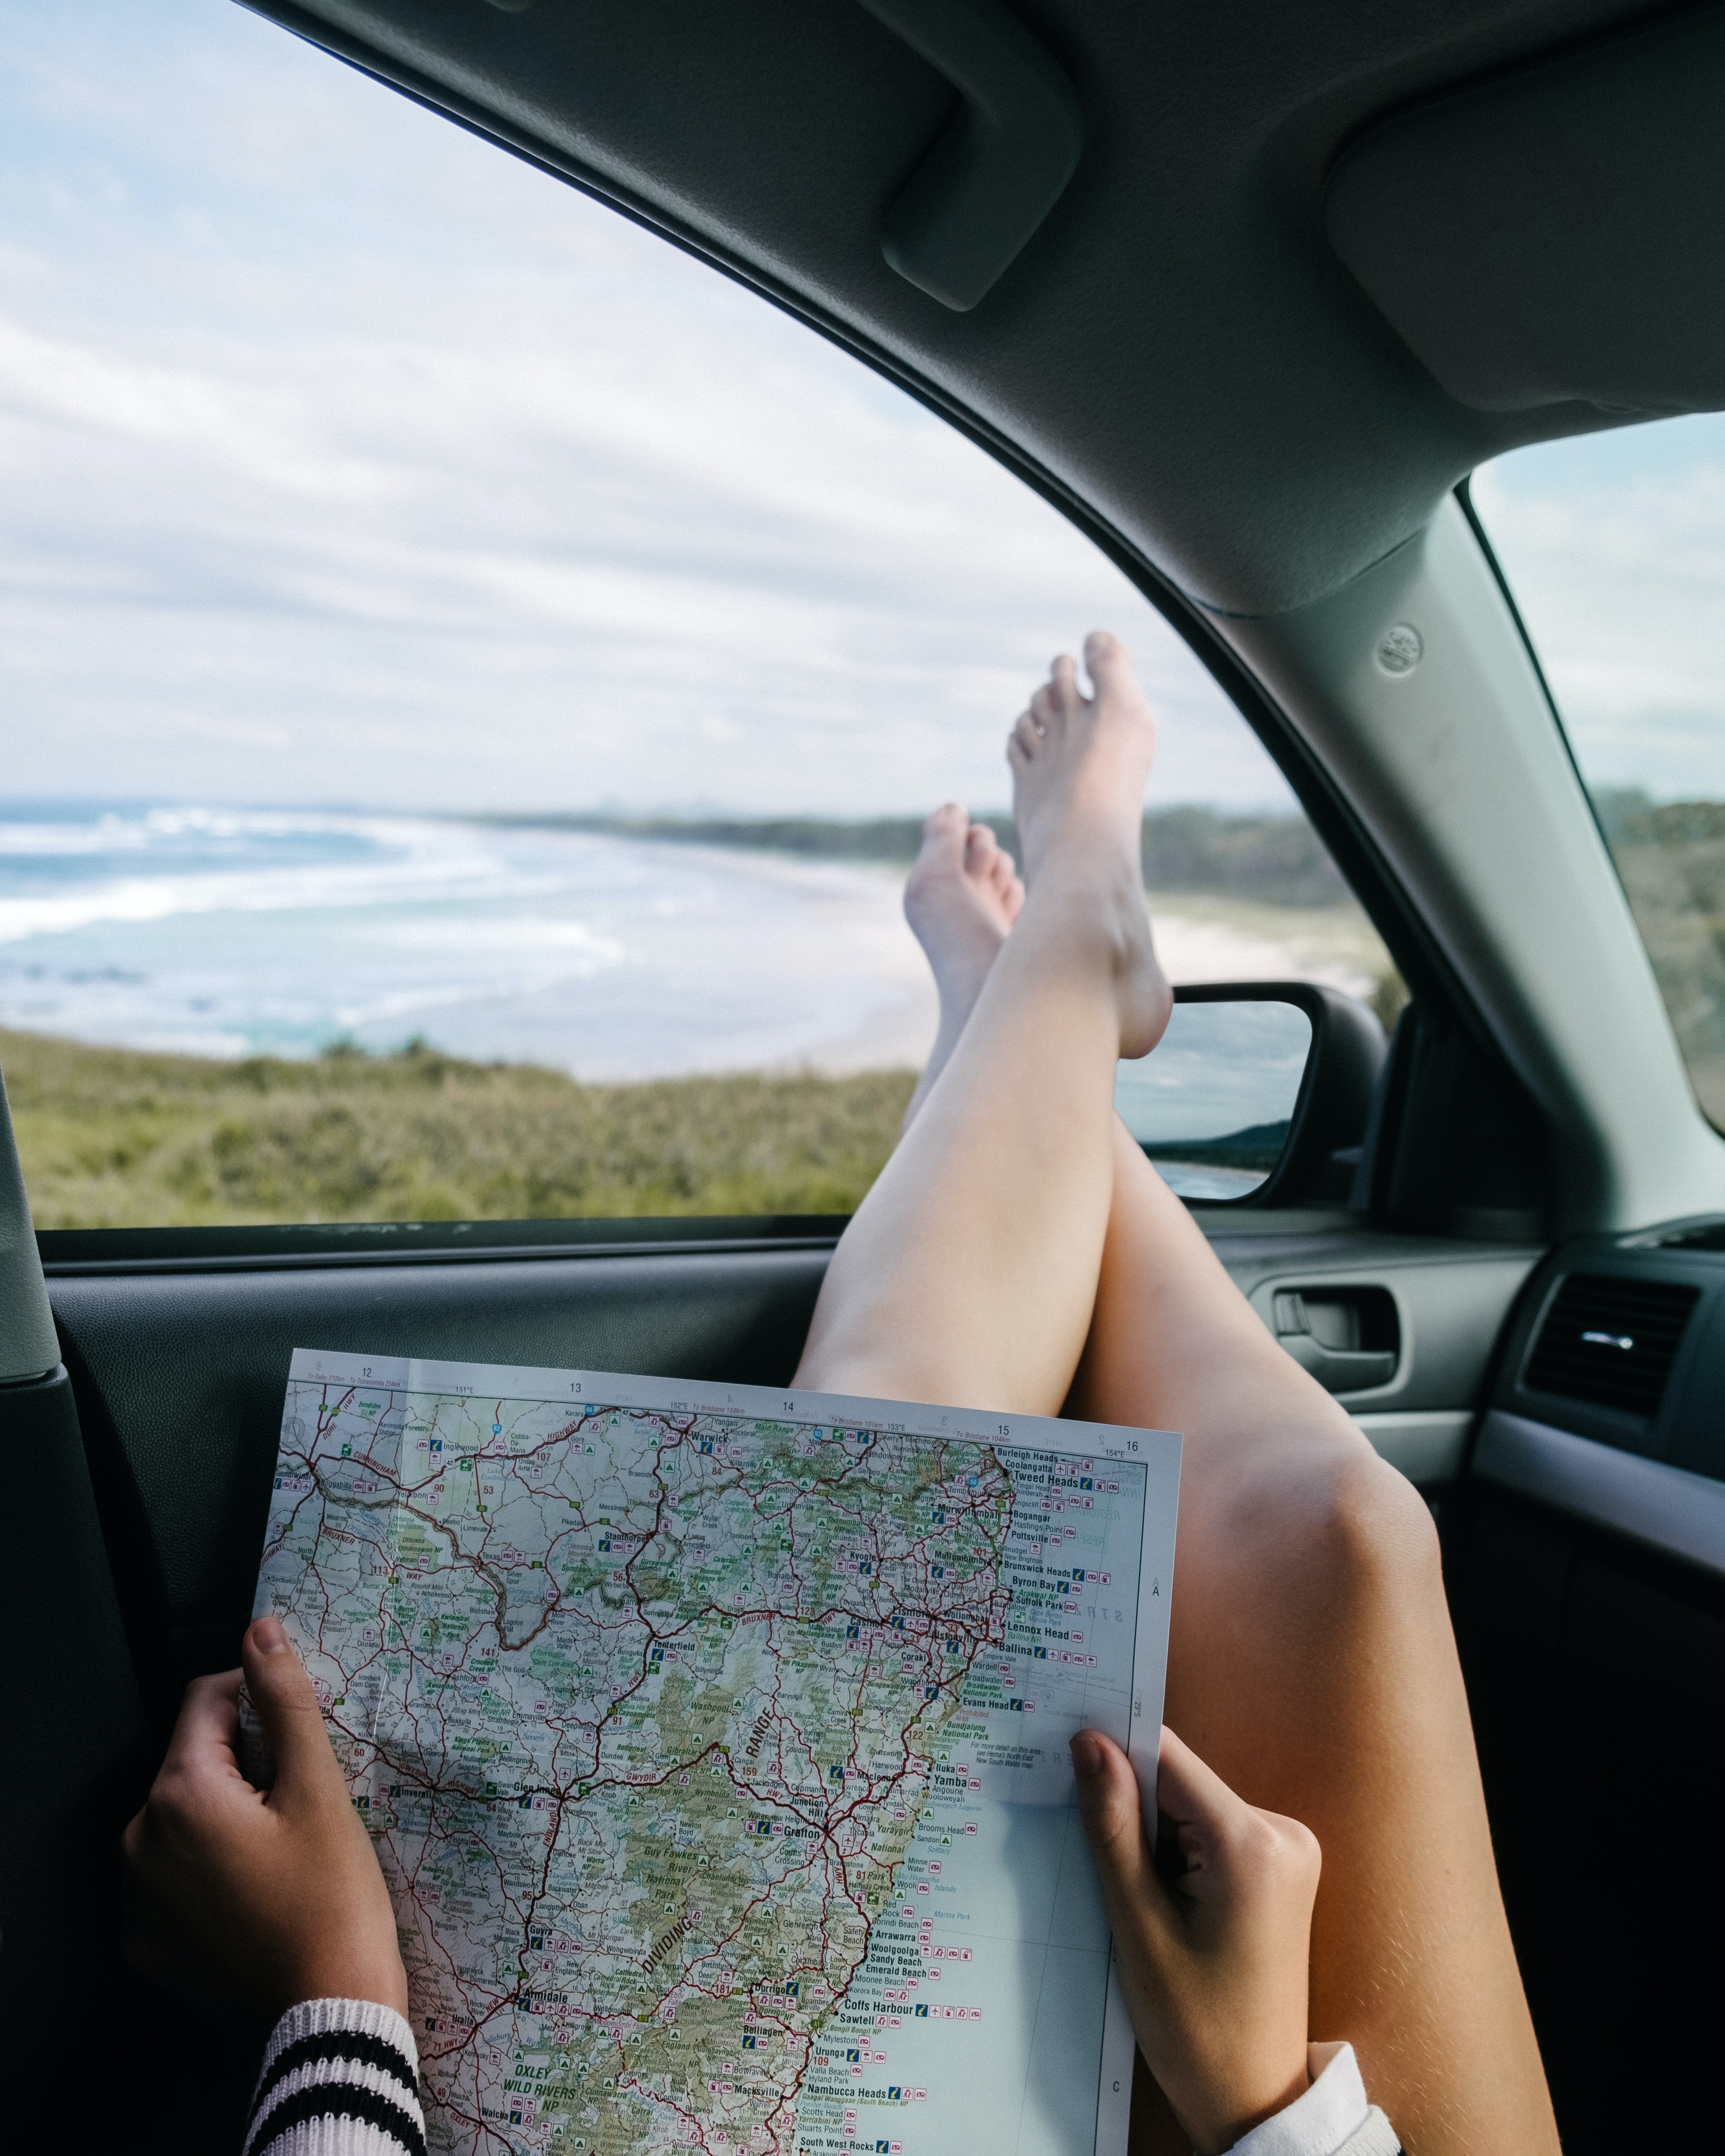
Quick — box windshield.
[1474,418,1725,1129]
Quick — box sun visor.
[1326,8,1725,415]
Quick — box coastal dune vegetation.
[4,1029,917,1230]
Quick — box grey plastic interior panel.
[1328,7,1725,413]
[1350,1409,1472,1484]
[45,1235,1488,1749]
[48,1223,1531,1687]
[857,0,1083,310]
[1223,500,1725,1235]
[1474,1409,1725,1582]
[1489,1238,1725,1471]
[1222,1231,1539,1412]
[243,0,1649,615]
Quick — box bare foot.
[901,804,1025,1129]
[1006,632,1171,1058]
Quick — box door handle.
[1277,1335,1399,1393]
[857,0,1084,310]
[1273,1290,1399,1394]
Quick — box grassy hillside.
[1596,792,1725,1123]
[3,1029,917,1230]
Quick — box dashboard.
[1475,1227,1725,1582]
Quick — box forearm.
[245,1998,424,2156]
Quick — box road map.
[253,1348,1181,2156]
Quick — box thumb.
[1152,1726,1273,1895]
[242,1617,346,1807]
[1071,1728,1162,1913]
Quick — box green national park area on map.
[253,1349,1180,2156]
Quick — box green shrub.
[1,1028,917,1230]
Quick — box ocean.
[0,802,1371,1202]
[0,803,937,1081]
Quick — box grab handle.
[858,0,1084,311]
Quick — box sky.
[0,0,1299,820]
[7,8,1719,822]
[1475,416,1725,803]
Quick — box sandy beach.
[800,863,1392,1075]
[0,807,1394,1085]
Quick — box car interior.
[6,1,1725,2147]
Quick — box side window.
[1474,423,1725,1128]
[1,8,1394,1230]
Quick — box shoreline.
[0,809,1399,1082]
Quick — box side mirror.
[1113,982,1387,1207]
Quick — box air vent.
[1522,1273,1700,1420]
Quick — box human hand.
[1072,1725,1319,2155]
[122,1615,408,2021]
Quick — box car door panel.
[50,1248,829,1728]
[35,1219,1709,2156]
[46,1223,1532,1739]
[1445,1236,1725,2154]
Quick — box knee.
[1230,1442,1442,1616]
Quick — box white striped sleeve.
[245,1998,426,2156]
[1227,2043,1401,2156]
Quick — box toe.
[907,807,969,907]
[965,824,999,877]
[919,802,968,854]
[991,850,1025,920]
[1029,683,1061,734]
[1049,653,1081,717]
[1083,629,1133,695]
[1009,712,1040,763]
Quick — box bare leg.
[827,659,1551,2149]
[1069,1132,1558,2156]
[899,805,1023,1132]
[794,632,1169,1412]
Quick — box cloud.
[0,0,1294,816]
[1473,421,1725,800]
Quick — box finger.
[1071,1729,1161,1904]
[159,1670,243,1776]
[242,1617,347,1808]
[1155,1729,1320,1912]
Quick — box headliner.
[241,0,1706,615]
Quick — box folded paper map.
[252,1348,1181,2156]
